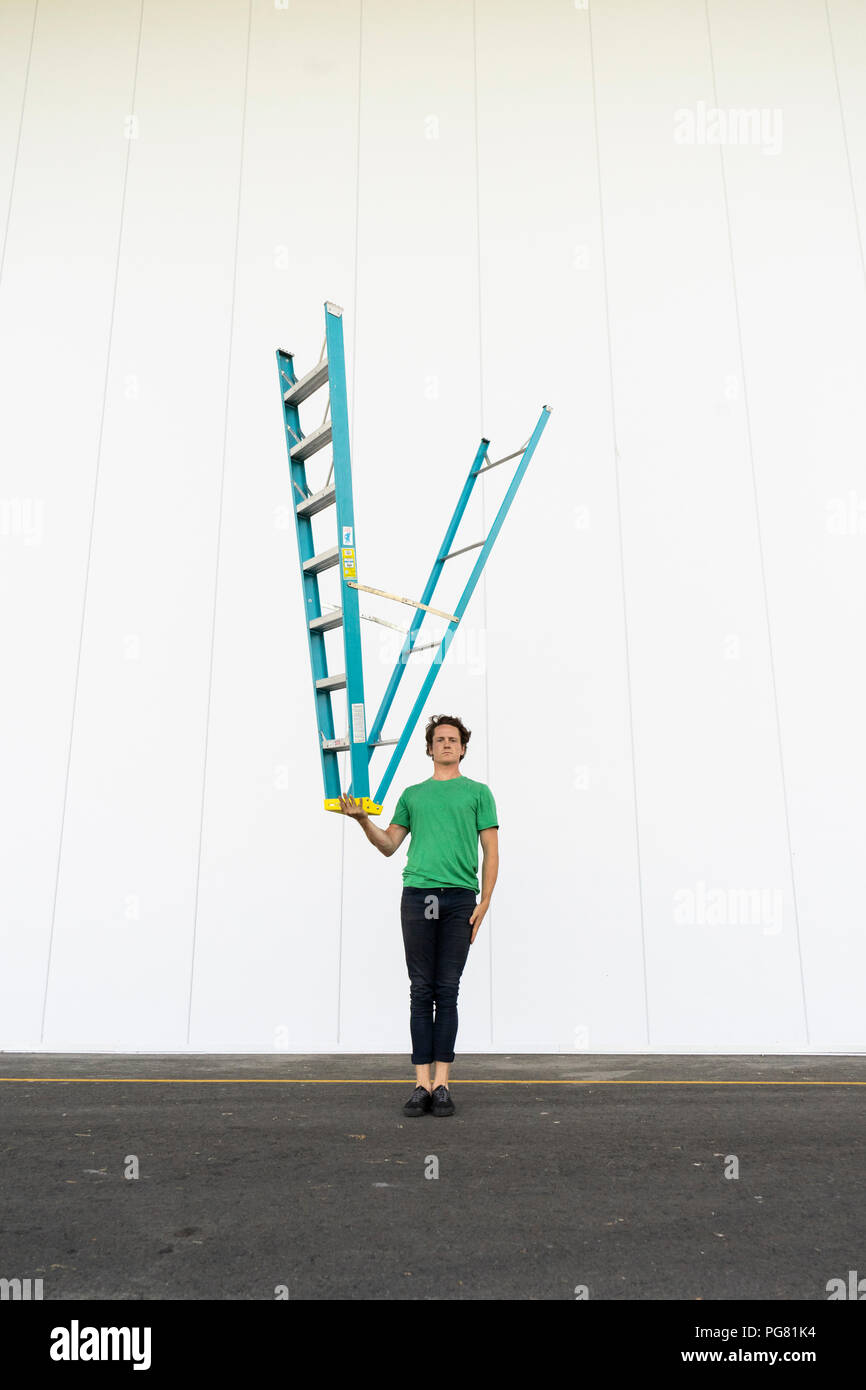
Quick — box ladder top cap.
[277,348,294,357]
[325,301,343,317]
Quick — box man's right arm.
[361,818,409,858]
[338,793,409,858]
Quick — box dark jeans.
[400,885,477,1065]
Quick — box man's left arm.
[470,827,499,943]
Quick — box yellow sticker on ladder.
[341,547,356,580]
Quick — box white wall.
[1,0,864,1053]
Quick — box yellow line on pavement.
[0,1077,863,1086]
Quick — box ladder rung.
[440,539,484,562]
[476,443,527,473]
[309,608,343,633]
[296,484,336,518]
[314,607,414,636]
[321,737,399,752]
[316,672,346,692]
[303,546,339,575]
[290,422,332,461]
[284,359,329,407]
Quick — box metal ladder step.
[303,546,339,575]
[290,422,332,462]
[439,539,484,562]
[284,359,329,407]
[321,737,399,752]
[316,672,346,692]
[309,608,343,633]
[296,484,336,518]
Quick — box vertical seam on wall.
[0,0,38,291]
[186,0,254,1044]
[703,0,809,1042]
[40,0,146,1044]
[586,1,652,1045]
[471,0,493,1046]
[338,0,365,1045]
[824,0,866,291]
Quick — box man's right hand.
[338,792,368,820]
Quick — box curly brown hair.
[424,714,471,762]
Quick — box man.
[339,714,499,1118]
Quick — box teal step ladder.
[276,299,551,816]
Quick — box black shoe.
[403,1085,433,1117]
[431,1085,455,1117]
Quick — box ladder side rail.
[276,348,340,801]
[452,406,551,622]
[371,619,460,809]
[365,437,489,755]
[325,303,371,802]
[373,405,551,805]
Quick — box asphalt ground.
[1,1053,864,1302]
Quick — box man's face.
[430,725,465,763]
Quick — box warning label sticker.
[341,547,356,579]
[342,525,353,546]
[351,703,366,744]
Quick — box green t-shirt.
[391,775,498,893]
